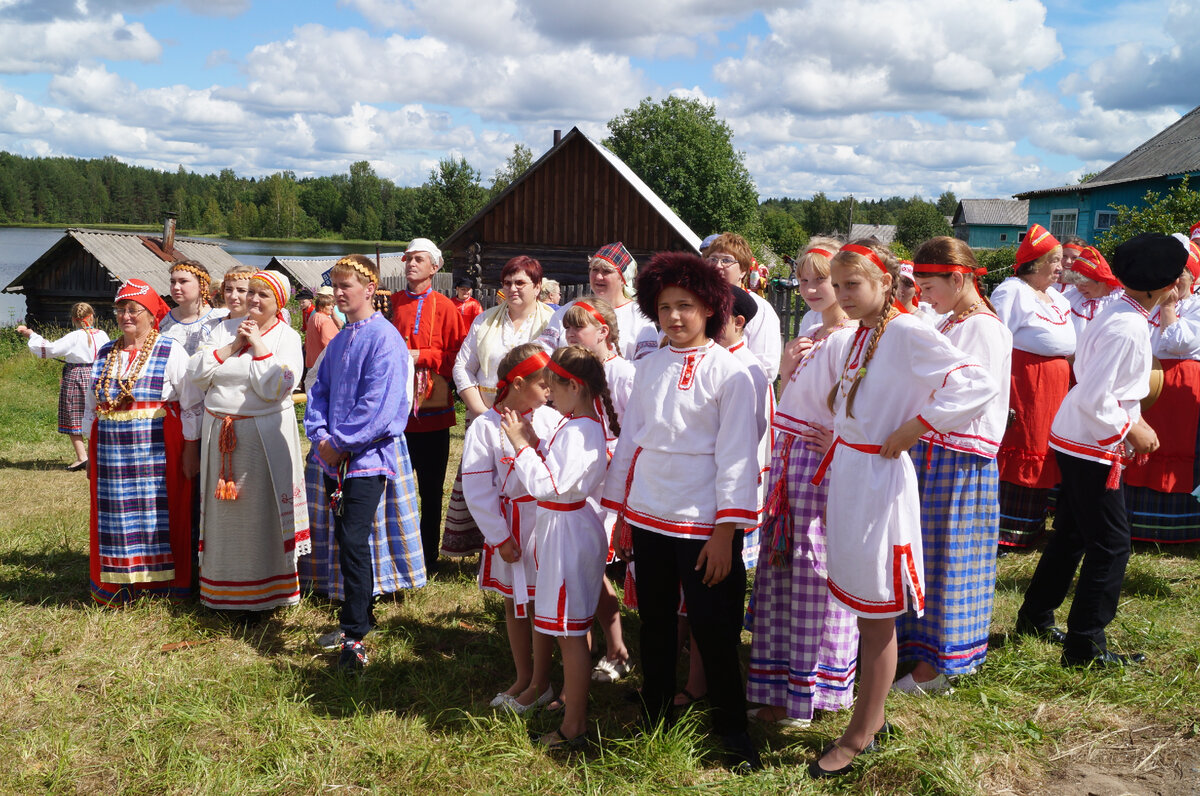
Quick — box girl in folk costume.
[1123,237,1200,543]
[991,225,1075,549]
[560,297,636,683]
[807,241,996,777]
[1017,234,1178,669]
[17,302,109,470]
[746,241,860,727]
[1062,246,1123,339]
[540,243,654,362]
[161,260,227,356]
[82,280,204,605]
[208,265,256,337]
[449,256,555,558]
[893,238,1013,695]
[501,345,614,749]
[461,344,560,710]
[603,252,763,772]
[188,270,309,612]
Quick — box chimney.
[553,129,562,146]
[163,212,177,254]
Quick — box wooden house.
[440,127,702,286]
[268,252,407,292]
[848,223,897,245]
[952,199,1028,248]
[1016,104,1200,244]
[3,222,244,326]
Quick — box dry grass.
[1,330,1198,794]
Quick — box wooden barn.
[441,127,702,286]
[4,221,244,326]
[268,252,407,292]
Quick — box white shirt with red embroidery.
[601,339,759,539]
[1063,284,1123,340]
[26,327,108,364]
[601,353,636,453]
[991,276,1076,356]
[920,310,1012,459]
[1049,293,1151,465]
[774,322,857,438]
[1149,296,1200,360]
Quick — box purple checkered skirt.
[896,441,999,676]
[58,362,89,435]
[745,431,858,719]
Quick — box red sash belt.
[537,500,587,511]
[811,436,883,485]
[500,494,537,618]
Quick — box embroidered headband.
[494,350,551,404]
[547,358,584,385]
[335,256,379,285]
[571,301,608,328]
[840,244,888,276]
[170,262,211,287]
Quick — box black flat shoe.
[1061,650,1147,669]
[66,459,88,472]
[807,741,857,778]
[1014,618,1067,645]
[720,731,763,774]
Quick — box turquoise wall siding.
[1025,177,1180,244]
[962,225,1024,248]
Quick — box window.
[1095,211,1118,231]
[999,233,1008,242]
[1018,232,1027,242]
[1050,210,1078,239]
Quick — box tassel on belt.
[208,408,250,500]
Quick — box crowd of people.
[16,220,1200,778]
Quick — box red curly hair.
[636,251,731,340]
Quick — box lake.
[0,227,394,323]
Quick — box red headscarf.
[114,279,170,328]
[1070,247,1121,288]
[1015,224,1060,267]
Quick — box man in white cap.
[390,237,467,572]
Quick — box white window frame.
[1095,211,1118,231]
[1049,209,1078,240]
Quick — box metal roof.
[1017,104,1200,199]
[849,223,896,244]
[953,199,1029,227]
[268,252,407,290]
[3,227,244,296]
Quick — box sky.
[0,0,1195,203]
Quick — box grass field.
[0,328,1197,794]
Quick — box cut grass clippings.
[0,328,1198,794]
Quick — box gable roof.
[848,223,896,244]
[953,199,1029,227]
[1017,104,1200,199]
[268,252,407,291]
[3,227,243,297]
[441,126,702,254]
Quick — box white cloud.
[1024,92,1181,161]
[0,13,160,73]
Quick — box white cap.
[405,237,443,267]
[899,260,914,280]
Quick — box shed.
[3,226,244,326]
[952,199,1029,248]
[1016,104,1200,244]
[440,127,702,286]
[848,223,897,245]
[268,252,407,292]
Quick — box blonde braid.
[844,307,896,418]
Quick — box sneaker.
[338,639,368,671]
[591,657,634,683]
[317,629,346,650]
[891,672,952,695]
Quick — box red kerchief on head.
[593,242,633,282]
[1186,240,1200,282]
[1189,221,1200,241]
[1015,223,1060,267]
[1070,246,1121,287]
[114,279,169,328]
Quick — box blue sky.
[0,0,1194,202]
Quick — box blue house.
[952,199,1028,248]
[1016,105,1200,244]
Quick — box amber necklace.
[938,299,984,334]
[95,330,158,415]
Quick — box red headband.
[547,358,584,385]
[1062,243,1085,253]
[806,247,834,260]
[494,350,551,404]
[841,244,887,275]
[571,301,608,329]
[913,261,987,293]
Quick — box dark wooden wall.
[21,242,121,326]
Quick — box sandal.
[672,688,705,707]
[531,728,589,751]
[591,657,634,683]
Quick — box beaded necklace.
[789,317,856,383]
[95,330,158,415]
[938,299,984,334]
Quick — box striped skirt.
[896,442,1000,676]
[441,463,484,557]
[745,433,857,719]
[58,362,90,435]
[299,440,426,599]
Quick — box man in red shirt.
[452,277,483,329]
[391,238,466,571]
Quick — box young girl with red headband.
[461,343,561,712]
[891,238,1013,695]
[807,239,997,778]
[560,297,636,684]
[501,345,615,750]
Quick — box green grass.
[0,331,1198,794]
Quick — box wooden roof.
[268,252,407,291]
[849,223,896,244]
[441,127,702,255]
[3,228,244,297]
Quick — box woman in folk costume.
[82,279,203,605]
[991,224,1075,549]
[805,241,996,778]
[188,270,309,612]
[705,232,783,380]
[1061,246,1123,339]
[448,256,555,557]
[746,241,860,728]
[160,260,227,356]
[540,243,654,362]
[1124,236,1200,543]
[17,302,109,471]
[893,238,1012,695]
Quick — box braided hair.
[548,344,621,436]
[826,239,899,418]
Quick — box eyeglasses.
[112,307,147,318]
[501,279,533,289]
[588,265,618,275]
[706,255,739,267]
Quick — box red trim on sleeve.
[1097,417,1132,447]
[212,349,225,364]
[917,415,936,432]
[715,508,758,523]
[252,353,273,361]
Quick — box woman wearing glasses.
[82,280,204,606]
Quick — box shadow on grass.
[0,547,90,606]
[0,456,73,471]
